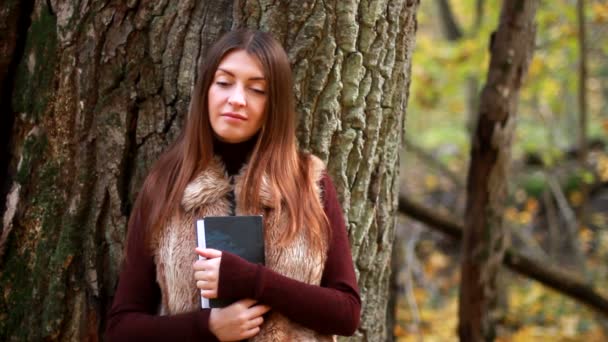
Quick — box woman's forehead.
[216,50,265,79]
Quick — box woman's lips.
[221,113,247,121]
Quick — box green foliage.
[521,171,546,198]
[564,168,595,194]
[408,0,608,162]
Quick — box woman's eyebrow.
[216,68,265,81]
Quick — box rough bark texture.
[0,0,234,340]
[233,1,419,340]
[458,1,538,341]
[0,0,419,341]
[0,0,33,232]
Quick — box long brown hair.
[130,29,330,253]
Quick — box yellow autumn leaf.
[569,191,583,206]
[511,326,547,341]
[525,198,539,212]
[428,252,449,270]
[518,211,533,225]
[528,56,544,78]
[596,154,608,181]
[559,315,579,337]
[413,288,427,303]
[591,213,606,227]
[424,174,439,191]
[393,324,408,337]
[448,100,464,114]
[579,226,594,252]
[540,79,560,99]
[505,207,519,223]
[592,2,608,23]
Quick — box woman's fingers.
[244,316,264,330]
[194,270,217,281]
[235,298,258,308]
[193,258,220,271]
[200,289,218,298]
[248,304,271,318]
[195,247,222,259]
[196,280,215,291]
[242,327,261,339]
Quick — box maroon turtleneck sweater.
[105,137,361,341]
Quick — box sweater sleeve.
[217,172,361,336]
[105,205,219,342]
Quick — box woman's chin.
[215,133,250,144]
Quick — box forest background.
[394,0,608,341]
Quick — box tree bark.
[0,0,33,229]
[458,1,538,341]
[0,0,419,341]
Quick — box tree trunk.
[458,1,538,341]
[577,0,587,165]
[0,0,419,341]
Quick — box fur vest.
[152,154,334,341]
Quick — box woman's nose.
[228,86,246,107]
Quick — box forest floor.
[393,144,608,341]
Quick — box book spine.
[195,220,210,309]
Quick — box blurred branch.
[543,189,560,258]
[473,0,485,33]
[404,139,465,189]
[404,226,422,339]
[512,224,550,261]
[546,172,586,268]
[436,0,463,41]
[398,194,608,316]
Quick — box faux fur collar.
[181,157,278,212]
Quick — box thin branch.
[404,226,422,338]
[473,0,485,33]
[543,189,560,259]
[546,172,586,268]
[436,0,463,41]
[398,194,608,316]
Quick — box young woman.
[106,29,361,341]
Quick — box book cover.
[195,215,265,309]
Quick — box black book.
[195,215,265,309]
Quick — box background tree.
[0,0,420,341]
[393,0,608,340]
[458,1,538,341]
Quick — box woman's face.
[208,49,268,144]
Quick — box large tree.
[0,0,419,340]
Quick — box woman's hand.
[193,248,222,299]
[209,299,271,341]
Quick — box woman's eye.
[216,81,231,87]
[250,88,266,95]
